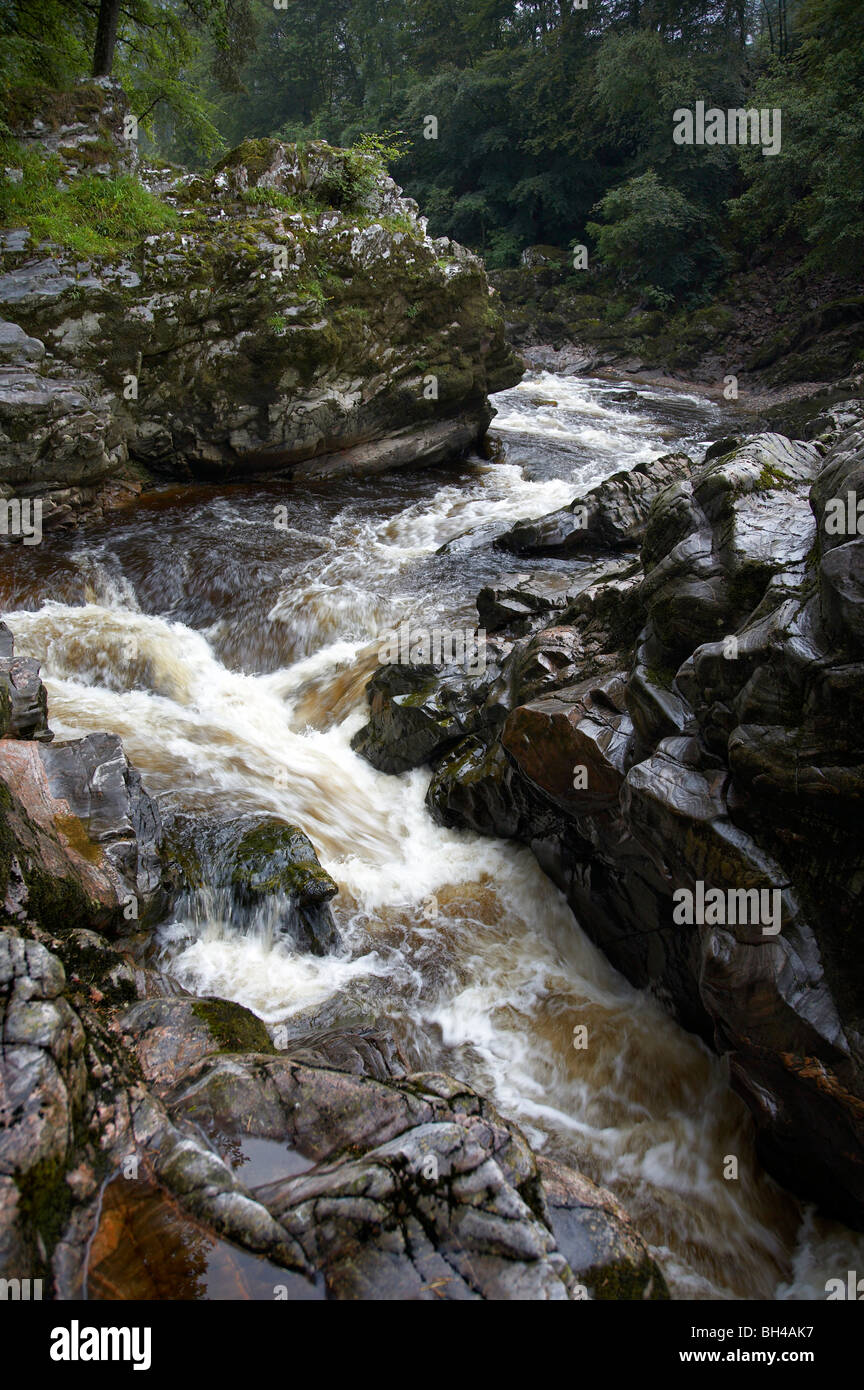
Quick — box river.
[3,370,862,1299]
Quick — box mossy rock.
[231,821,337,905]
[214,138,287,185]
[190,996,276,1054]
[0,782,103,933]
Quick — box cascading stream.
[3,372,862,1300]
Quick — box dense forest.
[1,0,861,302]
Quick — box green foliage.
[0,0,242,163]
[0,138,177,253]
[0,0,91,97]
[294,131,410,211]
[587,171,727,299]
[1,0,859,294]
[728,0,864,268]
[240,185,304,214]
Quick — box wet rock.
[167,1054,577,1300]
[0,623,51,741]
[351,654,503,775]
[119,996,276,1090]
[163,814,340,956]
[1,907,665,1301]
[476,572,574,635]
[84,1171,322,1301]
[641,433,822,655]
[0,932,86,1283]
[502,674,633,815]
[497,451,693,557]
[232,821,339,956]
[0,732,164,934]
[811,424,864,650]
[538,1158,669,1299]
[803,398,864,447]
[0,94,521,515]
[401,426,864,1228]
[267,1000,408,1079]
[0,364,126,501]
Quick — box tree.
[586,170,726,299]
[92,0,121,76]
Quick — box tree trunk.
[92,0,122,76]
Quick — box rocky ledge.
[0,81,521,526]
[0,626,665,1300]
[354,412,864,1229]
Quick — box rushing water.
[3,370,863,1300]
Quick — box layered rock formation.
[354,424,864,1228]
[0,81,521,523]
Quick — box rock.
[502,673,633,815]
[537,1158,669,1299]
[163,813,340,956]
[641,433,822,655]
[83,1170,321,1301]
[804,399,864,446]
[811,424,864,650]
[476,572,574,634]
[427,733,553,841]
[0,363,127,503]
[270,1019,408,1081]
[351,650,504,775]
[0,623,52,741]
[0,932,86,1283]
[353,558,647,781]
[1,888,664,1300]
[0,732,164,933]
[383,426,864,1229]
[0,321,44,364]
[8,79,138,177]
[231,821,339,956]
[166,1053,577,1299]
[497,451,693,556]
[120,996,275,1090]
[0,94,522,517]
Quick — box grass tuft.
[0,139,178,255]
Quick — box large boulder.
[0,622,51,740]
[0,85,521,516]
[162,814,340,956]
[0,732,165,933]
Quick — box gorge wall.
[354,410,864,1230]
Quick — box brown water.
[4,371,862,1299]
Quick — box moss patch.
[191,997,276,1054]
